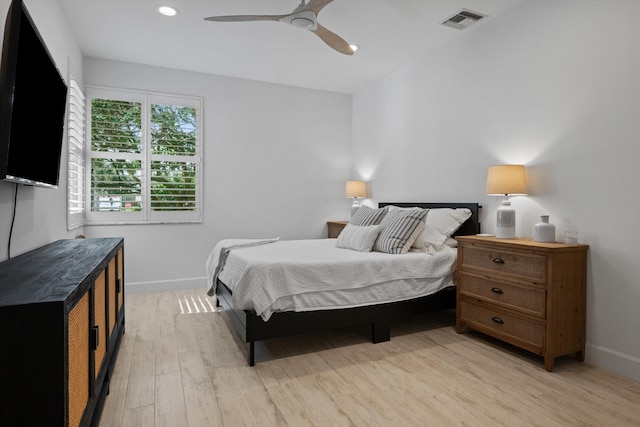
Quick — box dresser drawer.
[460,244,547,283]
[460,300,544,350]
[458,273,546,318]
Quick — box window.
[85,87,202,224]
[67,71,85,230]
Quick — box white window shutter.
[85,87,202,225]
[67,74,85,230]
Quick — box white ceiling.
[58,0,523,94]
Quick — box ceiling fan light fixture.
[158,6,178,17]
[349,44,358,52]
[279,10,318,30]
[290,17,314,29]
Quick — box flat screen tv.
[0,0,67,189]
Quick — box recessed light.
[158,6,178,17]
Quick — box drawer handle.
[491,316,504,324]
[492,257,505,264]
[491,287,504,294]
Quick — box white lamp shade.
[345,180,368,198]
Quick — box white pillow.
[336,224,381,252]
[412,208,472,249]
[445,237,458,247]
[427,208,472,236]
[413,223,448,250]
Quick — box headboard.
[378,202,481,236]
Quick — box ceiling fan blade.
[204,15,285,23]
[311,24,353,55]
[302,0,334,15]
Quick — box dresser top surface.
[0,238,123,307]
[456,235,589,252]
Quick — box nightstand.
[455,235,589,371]
[327,221,348,238]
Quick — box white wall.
[82,58,352,293]
[0,0,83,260]
[352,1,640,382]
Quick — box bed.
[207,202,480,365]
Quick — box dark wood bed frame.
[215,202,481,366]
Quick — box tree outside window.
[86,88,202,224]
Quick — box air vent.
[442,9,488,30]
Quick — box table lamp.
[345,180,368,217]
[486,165,528,238]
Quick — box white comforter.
[206,238,457,321]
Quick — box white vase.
[533,215,556,242]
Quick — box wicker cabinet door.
[108,257,117,335]
[93,271,107,379]
[68,292,90,427]
[117,248,124,315]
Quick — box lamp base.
[350,199,361,217]
[496,199,516,239]
[496,225,516,239]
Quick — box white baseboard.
[586,342,640,383]
[125,276,207,295]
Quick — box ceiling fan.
[203,0,354,55]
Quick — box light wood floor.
[98,289,640,427]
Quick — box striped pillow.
[336,224,381,252]
[349,205,388,226]
[373,207,428,254]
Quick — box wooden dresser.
[455,235,588,371]
[327,220,348,238]
[0,238,125,426]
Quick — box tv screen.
[0,0,67,189]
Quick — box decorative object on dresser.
[345,180,368,217]
[455,235,588,371]
[327,220,348,238]
[564,230,578,245]
[533,214,556,242]
[485,164,528,239]
[0,238,125,427]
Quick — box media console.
[0,238,125,427]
